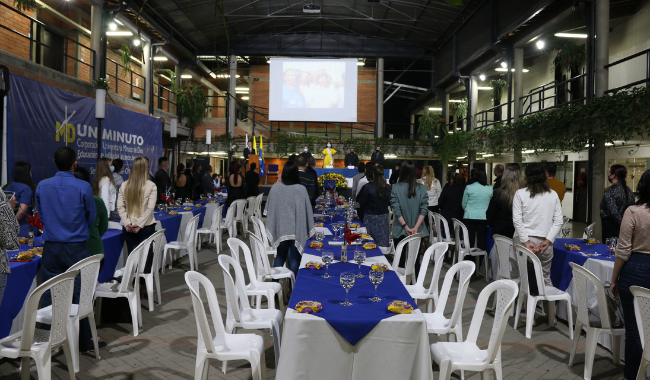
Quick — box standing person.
[0,191,19,307]
[266,160,314,275]
[5,161,35,237]
[512,163,563,288]
[201,165,215,195]
[297,155,317,207]
[545,162,567,203]
[174,164,191,201]
[390,160,429,272]
[371,146,385,166]
[117,157,157,274]
[418,165,442,214]
[74,167,108,257]
[155,157,172,203]
[244,141,256,164]
[351,162,365,204]
[443,170,455,189]
[322,141,337,168]
[226,163,246,206]
[245,163,260,197]
[415,164,423,180]
[610,169,650,380]
[306,156,320,199]
[356,162,376,221]
[300,145,313,160]
[93,157,116,216]
[462,168,493,251]
[439,173,466,238]
[193,164,204,199]
[357,166,392,248]
[487,167,522,238]
[184,159,195,200]
[493,164,504,190]
[601,164,635,240]
[344,147,359,168]
[110,159,125,219]
[389,163,400,185]
[466,168,477,186]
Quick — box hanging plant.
[418,112,446,144]
[454,98,469,119]
[489,80,508,105]
[92,78,110,91]
[12,0,35,12]
[176,83,206,128]
[164,69,177,92]
[120,45,132,78]
[553,41,586,73]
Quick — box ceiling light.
[555,33,588,38]
[109,22,117,31]
[434,135,439,138]
[209,72,216,79]
[357,61,365,66]
[495,68,530,73]
[114,19,124,26]
[457,156,466,159]
[235,87,249,91]
[197,55,217,60]
[267,60,271,64]
[523,150,535,154]
[153,56,168,61]
[133,39,140,46]
[483,154,494,157]
[449,99,465,103]
[500,61,508,68]
[606,142,613,146]
[536,40,545,49]
[428,107,442,111]
[106,31,133,36]
[477,86,493,90]
[523,69,529,73]
[384,154,397,158]
[235,90,248,94]
[479,74,486,81]
[216,74,241,78]
[241,96,249,100]
[181,74,192,79]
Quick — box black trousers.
[464,219,489,251]
[601,217,621,241]
[123,224,156,273]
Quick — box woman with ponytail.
[357,165,392,247]
[601,164,636,240]
[226,162,246,206]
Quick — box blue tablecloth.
[153,211,184,244]
[0,254,41,339]
[288,262,418,346]
[314,168,391,179]
[308,213,383,260]
[98,229,126,283]
[550,238,613,291]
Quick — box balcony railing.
[154,83,176,114]
[475,101,514,129]
[520,72,586,116]
[605,48,650,94]
[106,58,146,102]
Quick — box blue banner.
[7,74,162,182]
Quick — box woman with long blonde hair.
[487,166,522,238]
[93,157,116,213]
[418,165,442,213]
[117,157,157,272]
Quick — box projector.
[303,4,321,13]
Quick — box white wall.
[608,1,650,91]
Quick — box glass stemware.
[562,227,571,239]
[340,272,355,306]
[354,249,366,278]
[315,231,324,251]
[333,222,341,241]
[369,268,384,302]
[322,251,334,279]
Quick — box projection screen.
[268,58,358,122]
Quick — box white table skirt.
[274,254,434,380]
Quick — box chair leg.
[20,356,30,380]
[255,295,262,309]
[438,359,452,380]
[637,358,649,380]
[513,292,523,330]
[154,271,162,305]
[61,340,76,380]
[613,333,622,364]
[88,313,101,360]
[584,328,600,380]
[146,275,155,312]
[127,294,140,336]
[525,296,536,339]
[493,349,503,380]
[484,254,489,282]
[568,321,582,367]
[33,349,52,380]
[565,298,574,340]
[195,352,208,380]
[67,317,79,373]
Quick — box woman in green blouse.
[74,167,108,256]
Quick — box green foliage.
[177,83,206,128]
[489,79,508,105]
[120,45,132,78]
[553,41,586,73]
[92,78,110,91]
[164,69,177,92]
[12,0,35,12]
[418,112,446,147]
[454,98,468,119]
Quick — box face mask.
[327,144,331,147]
[608,175,613,183]
[376,149,380,152]
[110,166,115,173]
[304,148,308,152]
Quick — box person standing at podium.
[345,147,359,168]
[322,141,336,168]
[244,141,256,165]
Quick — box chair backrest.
[434,213,453,244]
[21,270,78,351]
[392,233,423,277]
[249,232,272,279]
[108,221,122,230]
[427,211,436,244]
[251,215,262,238]
[493,235,515,280]
[118,239,147,294]
[465,280,519,364]
[631,286,650,362]
[182,214,200,246]
[514,244,547,297]
[245,196,257,217]
[414,243,448,299]
[570,262,614,329]
[210,204,223,233]
[219,254,251,324]
[254,193,264,217]
[452,218,471,255]
[185,271,226,355]
[232,199,247,222]
[67,254,103,319]
[223,205,235,227]
[145,229,166,274]
[583,222,596,239]
[252,216,273,248]
[227,237,260,287]
[433,261,475,331]
[268,164,279,174]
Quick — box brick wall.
[106,49,145,102]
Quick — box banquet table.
[275,204,433,380]
[314,168,391,179]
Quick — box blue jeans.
[0,273,7,307]
[274,240,301,276]
[619,252,650,379]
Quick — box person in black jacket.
[155,157,172,203]
[183,159,195,201]
[493,164,504,190]
[300,145,313,160]
[357,165,392,247]
[438,172,466,239]
[245,163,260,197]
[306,156,320,198]
[201,165,216,195]
[344,148,359,168]
[193,164,204,199]
[371,146,385,166]
[486,166,521,238]
[389,163,400,185]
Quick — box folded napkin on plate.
[328,240,362,246]
[351,227,367,234]
[314,227,332,236]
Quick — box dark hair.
[373,165,388,199]
[358,162,365,173]
[158,157,169,166]
[308,156,316,167]
[249,162,256,170]
[296,154,307,167]
[524,163,551,198]
[212,173,218,180]
[544,162,557,177]
[288,154,297,162]
[185,159,194,168]
[610,164,630,205]
[12,161,35,190]
[447,170,454,183]
[54,146,77,171]
[73,166,91,184]
[398,160,417,198]
[636,169,650,208]
[177,163,185,174]
[453,172,466,186]
[194,164,202,172]
[281,160,301,185]
[494,164,504,175]
[510,163,521,171]
[112,158,124,173]
[230,163,241,185]
[205,165,212,173]
[472,168,488,186]
[365,161,375,176]
[326,141,332,147]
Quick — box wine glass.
[562,227,571,239]
[369,268,384,302]
[200,194,205,200]
[340,272,355,306]
[315,231,324,252]
[332,223,341,241]
[322,251,334,279]
[354,250,366,278]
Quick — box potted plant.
[553,40,586,74]
[13,0,35,12]
[93,78,110,119]
[489,79,508,121]
[176,83,206,129]
[121,44,132,77]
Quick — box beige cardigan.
[117,180,158,228]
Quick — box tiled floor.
[0,228,624,380]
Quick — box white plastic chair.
[249,232,296,288]
[452,218,489,282]
[492,235,519,315]
[197,205,223,252]
[583,222,596,239]
[431,280,519,380]
[513,244,574,339]
[219,255,283,371]
[425,260,476,344]
[391,233,423,285]
[245,195,257,223]
[227,237,284,311]
[232,199,248,237]
[138,229,166,312]
[0,271,78,380]
[222,205,236,240]
[405,242,448,313]
[251,215,277,257]
[184,271,266,380]
[428,211,437,244]
[631,285,650,380]
[95,240,145,336]
[107,221,122,229]
[432,212,455,249]
[569,262,623,380]
[254,193,264,219]
[35,255,103,373]
[163,214,200,272]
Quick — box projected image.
[282,61,346,109]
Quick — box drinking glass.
[354,250,366,278]
[333,223,341,241]
[200,194,205,200]
[340,272,356,306]
[562,227,571,239]
[322,251,334,279]
[315,231,324,251]
[369,268,384,302]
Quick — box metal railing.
[0,2,95,82]
[605,48,650,94]
[520,72,586,116]
[106,58,146,102]
[475,101,514,129]
[154,83,176,114]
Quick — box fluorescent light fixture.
[159,74,171,82]
[449,99,465,103]
[235,90,248,94]
[523,150,535,154]
[606,142,613,146]
[385,154,397,158]
[555,33,588,38]
[180,74,192,79]
[197,55,217,60]
[457,156,466,159]
[500,61,508,68]
[495,68,530,72]
[479,74,486,81]
[434,135,439,138]
[267,60,271,64]
[483,154,494,157]
[109,22,117,31]
[130,56,143,65]
[477,86,493,90]
[536,40,545,49]
[241,96,249,100]
[357,61,365,66]
[428,107,442,111]
[153,56,168,61]
[216,74,240,78]
[209,72,217,79]
[235,87,249,91]
[106,31,133,36]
